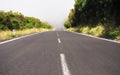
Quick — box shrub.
[10,18,20,29]
[80,26,90,34]
[102,27,120,39]
[64,20,71,28]
[108,30,119,39]
[0,24,8,30]
[41,22,52,29]
[35,23,41,28]
[25,23,33,29]
[90,25,104,36]
[116,36,120,40]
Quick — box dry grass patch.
[0,28,51,41]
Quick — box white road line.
[60,53,71,75]
[0,32,46,45]
[58,38,61,43]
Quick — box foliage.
[0,10,52,30]
[89,25,105,36]
[80,26,90,34]
[65,0,120,40]
[25,23,33,29]
[10,18,20,29]
[41,22,52,29]
[64,20,71,28]
[103,27,120,39]
[66,0,120,27]
[0,24,8,30]
[79,25,104,36]
[35,23,41,28]
[67,25,120,40]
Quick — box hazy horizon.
[0,0,74,29]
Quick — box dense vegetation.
[65,0,120,40]
[0,10,52,41]
[0,10,52,30]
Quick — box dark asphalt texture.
[0,31,120,75]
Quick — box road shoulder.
[66,31,120,44]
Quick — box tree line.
[65,0,120,28]
[0,10,52,30]
[64,0,120,39]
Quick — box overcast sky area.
[0,0,74,29]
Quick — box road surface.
[0,31,120,75]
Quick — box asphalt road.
[0,31,120,75]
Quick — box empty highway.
[0,31,120,75]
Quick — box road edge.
[0,31,48,45]
[66,31,120,44]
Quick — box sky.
[0,0,74,28]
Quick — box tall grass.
[66,25,120,40]
[89,25,104,36]
[0,30,12,41]
[0,28,51,41]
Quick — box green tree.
[67,0,120,27]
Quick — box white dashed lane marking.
[58,38,61,43]
[60,53,71,75]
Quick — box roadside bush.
[102,27,120,39]
[41,22,52,29]
[35,23,41,28]
[108,30,120,39]
[64,23,71,28]
[116,36,120,40]
[80,26,90,34]
[64,20,71,28]
[10,18,20,29]
[25,23,33,29]
[90,25,104,36]
[0,24,8,30]
[109,31,118,38]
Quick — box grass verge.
[66,25,120,40]
[0,28,52,41]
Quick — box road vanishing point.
[0,31,120,75]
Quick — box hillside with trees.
[0,10,52,41]
[65,0,120,40]
[0,11,52,30]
